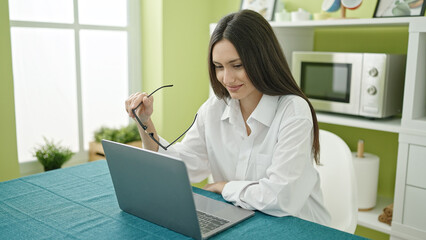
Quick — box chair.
[316,129,358,233]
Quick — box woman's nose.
[222,69,235,84]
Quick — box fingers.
[125,92,143,118]
[125,92,154,120]
[141,95,154,114]
[125,93,137,116]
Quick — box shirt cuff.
[222,180,257,207]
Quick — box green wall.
[140,0,165,132]
[0,0,20,181]
[161,0,211,139]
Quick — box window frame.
[9,0,141,176]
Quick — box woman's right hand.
[125,92,154,124]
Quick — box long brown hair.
[208,10,320,164]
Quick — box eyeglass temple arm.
[130,84,195,151]
[131,84,174,130]
[133,84,173,110]
[132,109,148,130]
[144,113,199,151]
[148,133,168,151]
[165,113,198,148]
[136,113,197,151]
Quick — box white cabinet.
[393,135,426,240]
[267,17,426,239]
[393,19,426,240]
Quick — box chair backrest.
[316,130,358,233]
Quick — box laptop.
[102,140,254,240]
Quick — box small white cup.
[275,10,291,22]
[291,8,311,22]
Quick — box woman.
[125,10,330,226]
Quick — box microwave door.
[294,52,363,116]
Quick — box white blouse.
[157,94,331,226]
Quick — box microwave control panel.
[360,53,406,118]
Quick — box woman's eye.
[234,64,243,68]
[214,65,223,69]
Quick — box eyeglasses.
[132,85,197,150]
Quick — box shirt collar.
[221,95,279,127]
[249,94,278,127]
[221,98,239,124]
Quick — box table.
[0,160,366,239]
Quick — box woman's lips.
[226,84,243,92]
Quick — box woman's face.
[212,39,262,104]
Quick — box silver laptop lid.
[102,140,202,239]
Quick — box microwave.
[292,51,406,118]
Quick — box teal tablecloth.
[0,160,366,239]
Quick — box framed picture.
[373,0,426,17]
[240,0,277,21]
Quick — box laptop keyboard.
[196,210,229,234]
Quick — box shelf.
[358,195,393,234]
[269,17,425,28]
[317,112,401,133]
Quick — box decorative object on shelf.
[313,11,331,20]
[352,139,380,211]
[275,9,291,22]
[89,124,142,161]
[274,0,291,22]
[374,0,426,17]
[378,203,393,225]
[33,137,74,171]
[291,8,312,22]
[322,0,363,18]
[241,0,277,21]
[322,0,342,12]
[341,0,363,17]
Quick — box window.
[9,0,140,165]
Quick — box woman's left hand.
[203,181,228,194]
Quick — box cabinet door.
[406,145,426,189]
[403,186,426,230]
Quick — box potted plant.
[89,123,142,161]
[33,138,75,171]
